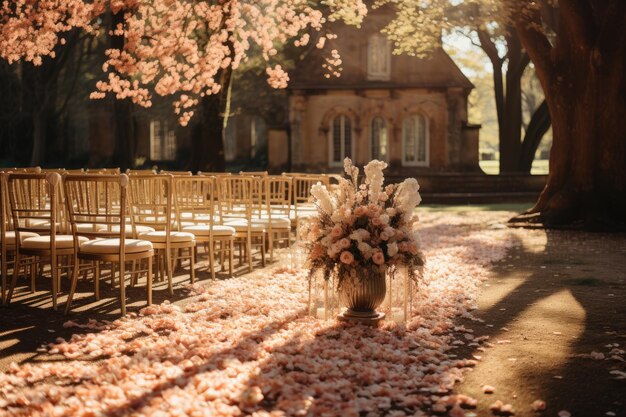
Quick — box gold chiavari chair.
[264,176,293,257]
[1,172,42,304]
[220,176,266,272]
[291,174,328,228]
[63,174,154,315]
[239,171,268,177]
[126,169,157,175]
[160,170,192,176]
[5,173,84,310]
[85,168,121,174]
[174,176,235,279]
[128,174,196,292]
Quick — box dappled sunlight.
[0,212,522,416]
[460,290,585,411]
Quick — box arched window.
[329,115,353,166]
[402,114,429,166]
[367,34,391,81]
[370,117,388,161]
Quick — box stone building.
[271,7,480,174]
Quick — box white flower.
[364,160,387,201]
[387,242,398,257]
[343,157,359,184]
[349,228,370,242]
[310,182,334,214]
[357,241,373,259]
[395,178,422,218]
[379,214,390,225]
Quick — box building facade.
[278,7,480,174]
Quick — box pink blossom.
[339,238,351,249]
[372,251,385,265]
[331,225,343,238]
[340,251,355,265]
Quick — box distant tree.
[381,0,626,229]
[379,0,551,174]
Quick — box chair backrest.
[266,175,292,219]
[63,174,128,245]
[7,172,63,248]
[197,171,231,177]
[172,176,216,228]
[239,171,268,176]
[126,169,156,175]
[292,174,329,206]
[160,170,192,176]
[217,176,253,222]
[128,174,172,236]
[86,168,121,174]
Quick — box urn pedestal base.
[337,309,385,325]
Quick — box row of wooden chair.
[0,168,330,315]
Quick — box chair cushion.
[97,224,155,237]
[250,217,291,229]
[79,238,153,255]
[138,231,195,243]
[2,231,40,246]
[76,223,101,233]
[21,235,88,250]
[223,221,266,232]
[182,225,236,237]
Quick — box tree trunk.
[512,2,626,230]
[518,100,551,173]
[110,8,134,170]
[188,65,233,173]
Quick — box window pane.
[403,118,415,162]
[416,115,426,162]
[371,117,387,160]
[344,116,352,158]
[333,116,342,162]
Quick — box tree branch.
[513,5,554,88]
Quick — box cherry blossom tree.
[1,0,367,170]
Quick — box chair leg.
[30,258,37,293]
[147,257,153,306]
[95,262,100,301]
[51,256,58,311]
[229,239,234,277]
[6,252,21,304]
[268,230,274,263]
[190,246,196,284]
[260,235,266,268]
[166,249,173,296]
[110,262,116,287]
[1,251,7,305]
[208,240,216,280]
[119,262,126,316]
[64,255,80,315]
[246,236,253,273]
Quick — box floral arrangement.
[304,158,425,286]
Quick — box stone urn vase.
[337,266,386,324]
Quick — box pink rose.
[371,216,382,226]
[340,251,354,265]
[331,225,343,238]
[379,193,388,202]
[339,238,351,249]
[398,242,408,253]
[354,206,367,216]
[372,251,385,265]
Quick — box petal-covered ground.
[0,212,519,417]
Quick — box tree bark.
[511,0,626,230]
